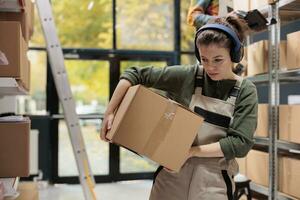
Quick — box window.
[58,120,109,176]
[116,0,174,50]
[51,0,113,48]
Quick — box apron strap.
[227,76,243,105]
[195,64,204,88]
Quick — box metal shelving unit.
[248,69,300,84]
[0,1,28,198]
[247,1,300,199]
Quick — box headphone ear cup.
[231,46,244,63]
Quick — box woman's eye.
[201,59,208,63]
[214,59,223,62]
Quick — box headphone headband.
[197,24,242,52]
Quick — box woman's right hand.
[100,112,115,142]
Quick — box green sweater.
[120,64,258,160]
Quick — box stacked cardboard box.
[247,40,287,76]
[279,157,300,199]
[0,1,34,179]
[287,31,300,70]
[279,105,300,144]
[0,0,34,92]
[233,0,270,11]
[255,104,268,137]
[107,85,204,172]
[0,118,31,177]
[246,150,269,187]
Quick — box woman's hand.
[100,112,115,142]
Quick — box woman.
[101,16,257,200]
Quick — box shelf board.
[254,137,300,156]
[0,78,28,96]
[250,182,295,200]
[247,68,300,84]
[257,0,300,23]
[0,0,24,12]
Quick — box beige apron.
[149,65,243,200]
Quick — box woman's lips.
[207,72,219,76]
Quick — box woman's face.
[198,44,235,81]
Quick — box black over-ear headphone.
[194,23,244,63]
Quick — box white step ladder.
[35,0,96,199]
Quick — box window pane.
[60,60,109,115]
[51,0,112,48]
[181,1,195,51]
[58,120,108,176]
[181,54,197,65]
[117,0,174,50]
[17,51,47,115]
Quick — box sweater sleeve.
[119,65,194,95]
[219,80,258,160]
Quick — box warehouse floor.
[39,180,152,200]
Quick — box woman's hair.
[196,16,250,50]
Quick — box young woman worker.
[101,15,258,200]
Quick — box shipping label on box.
[107,85,204,172]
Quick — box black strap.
[194,106,231,128]
[221,170,234,200]
[152,166,163,184]
[195,77,204,88]
[228,86,240,98]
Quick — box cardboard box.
[279,105,300,144]
[247,40,287,76]
[107,85,204,172]
[15,182,38,200]
[0,0,34,41]
[0,118,31,177]
[287,31,300,70]
[17,59,30,92]
[255,104,268,137]
[246,150,269,187]
[251,0,269,10]
[279,157,300,199]
[0,21,29,91]
[233,0,250,11]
